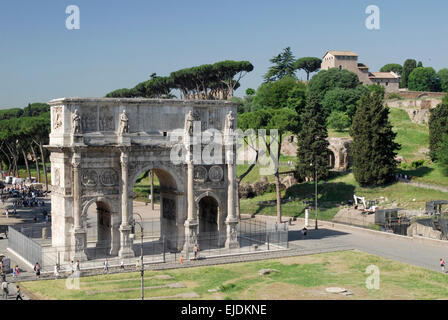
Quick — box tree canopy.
[437,68,448,92]
[401,59,417,88]
[408,67,441,92]
[253,77,307,113]
[294,57,322,81]
[350,91,400,186]
[380,63,403,75]
[105,60,253,100]
[429,102,448,161]
[264,47,297,82]
[307,68,361,105]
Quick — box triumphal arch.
[47,98,239,261]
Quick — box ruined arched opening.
[198,196,220,249]
[328,150,336,169]
[85,199,112,257]
[130,165,182,251]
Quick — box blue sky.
[1,0,447,108]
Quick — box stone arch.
[196,193,223,249]
[82,196,113,218]
[81,197,116,257]
[328,145,340,169]
[418,93,428,99]
[195,191,223,212]
[128,163,184,250]
[129,162,183,193]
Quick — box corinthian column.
[72,153,82,230]
[71,152,87,261]
[118,151,134,258]
[187,160,195,221]
[225,131,239,249]
[183,159,198,257]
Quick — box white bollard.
[305,209,309,227]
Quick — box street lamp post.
[130,212,144,300]
[310,159,318,230]
[314,160,318,230]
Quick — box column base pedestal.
[225,219,240,249]
[118,224,135,258]
[182,220,198,259]
[118,134,131,146]
[72,228,88,262]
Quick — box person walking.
[54,264,60,278]
[120,260,124,270]
[15,285,22,300]
[76,260,80,272]
[193,244,199,260]
[103,260,109,273]
[1,279,9,300]
[34,262,41,279]
[180,255,183,264]
[70,260,74,275]
[12,265,19,279]
[274,222,278,232]
[301,227,308,240]
[441,258,446,273]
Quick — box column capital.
[71,152,81,168]
[120,152,129,166]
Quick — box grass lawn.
[389,107,430,162]
[20,250,448,300]
[240,172,448,220]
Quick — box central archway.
[84,199,113,258]
[129,164,183,252]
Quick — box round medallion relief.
[82,169,98,187]
[100,169,118,186]
[209,165,223,182]
[193,166,207,181]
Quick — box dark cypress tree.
[350,91,401,186]
[429,102,448,161]
[296,100,330,181]
[401,59,417,88]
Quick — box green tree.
[437,68,448,92]
[408,67,441,92]
[245,88,256,96]
[429,102,448,160]
[296,100,330,182]
[294,57,322,81]
[321,86,369,119]
[417,61,423,68]
[238,107,299,223]
[437,134,448,176]
[264,47,297,82]
[308,68,360,105]
[327,111,351,132]
[380,63,403,75]
[350,91,400,186]
[401,59,417,88]
[253,77,306,113]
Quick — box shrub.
[410,159,425,169]
[387,93,402,100]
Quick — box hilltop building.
[321,50,400,93]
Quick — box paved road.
[287,223,448,273]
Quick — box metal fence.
[8,218,288,273]
[8,225,42,267]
